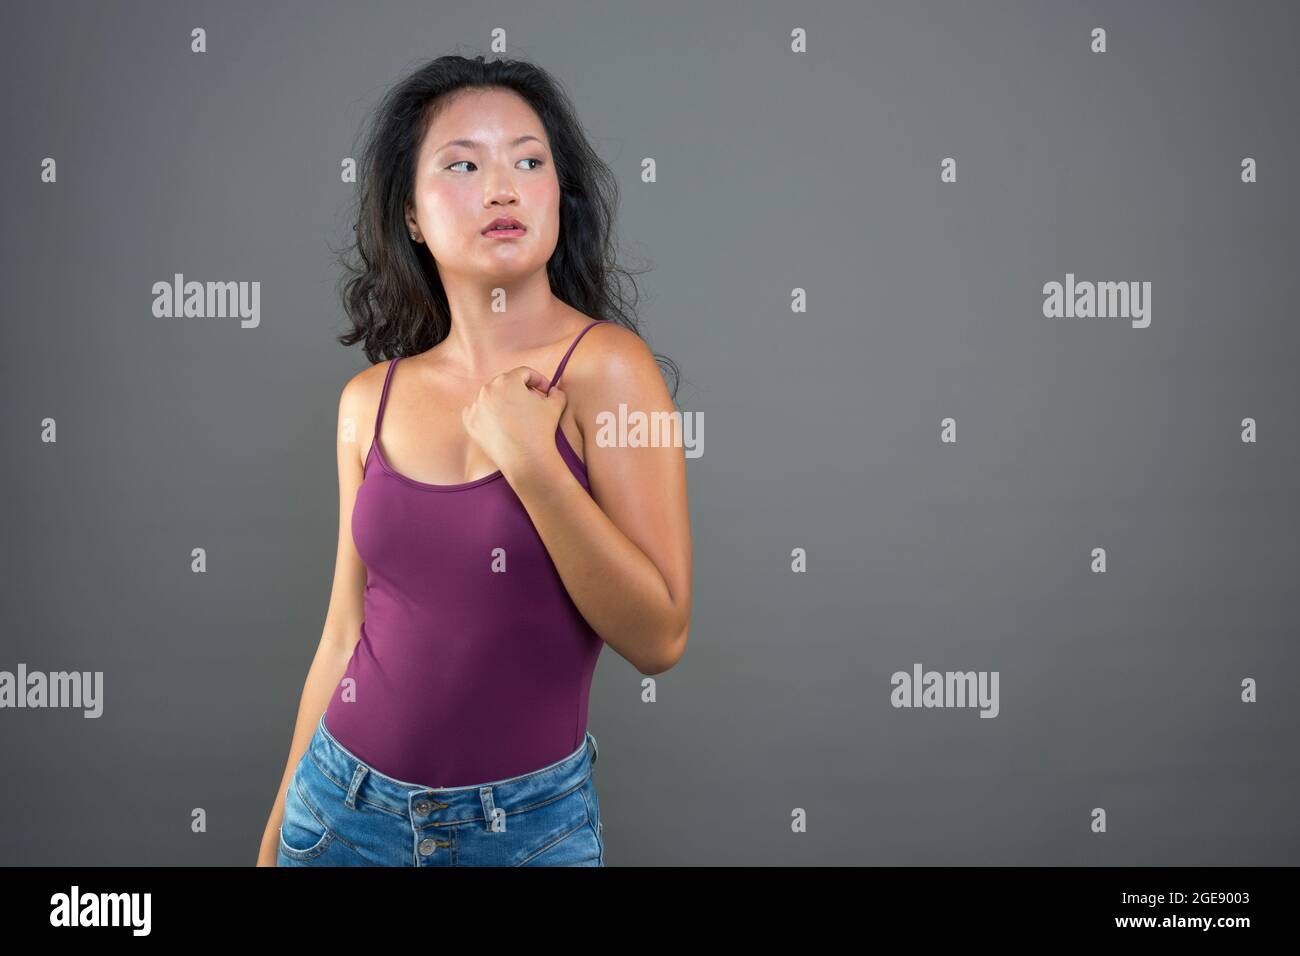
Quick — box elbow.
[637,622,689,676]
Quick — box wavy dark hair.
[333,54,679,399]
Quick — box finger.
[512,365,550,394]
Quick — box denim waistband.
[309,713,598,828]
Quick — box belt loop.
[344,762,368,809]
[480,786,503,832]
[588,732,598,766]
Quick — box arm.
[507,325,693,675]
[255,373,371,865]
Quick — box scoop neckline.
[368,426,587,493]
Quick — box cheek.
[527,180,561,244]
[422,185,473,246]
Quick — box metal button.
[414,800,433,815]
[418,838,436,855]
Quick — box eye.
[446,158,544,173]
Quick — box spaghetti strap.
[548,320,604,389]
[375,357,400,438]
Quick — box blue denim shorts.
[277,713,605,867]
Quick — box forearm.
[508,453,683,674]
[257,635,354,864]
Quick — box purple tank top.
[323,320,606,787]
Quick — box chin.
[479,257,539,279]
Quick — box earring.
[410,233,419,241]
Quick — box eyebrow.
[435,134,545,153]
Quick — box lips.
[482,217,525,234]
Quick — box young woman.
[255,55,692,866]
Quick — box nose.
[483,164,519,207]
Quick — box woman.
[255,55,692,866]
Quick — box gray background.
[2,0,1296,865]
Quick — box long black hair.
[334,53,679,398]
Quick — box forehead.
[423,88,547,150]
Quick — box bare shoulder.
[563,320,664,393]
[338,359,392,415]
[557,321,672,452]
[336,359,394,466]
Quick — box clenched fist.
[461,366,567,483]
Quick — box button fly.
[418,838,436,855]
[415,800,433,815]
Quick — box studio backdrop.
[2,0,1297,866]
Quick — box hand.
[461,366,567,483]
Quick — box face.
[405,88,560,282]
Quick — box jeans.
[277,713,605,867]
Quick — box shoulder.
[559,320,671,427]
[564,320,661,389]
[337,358,395,425]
